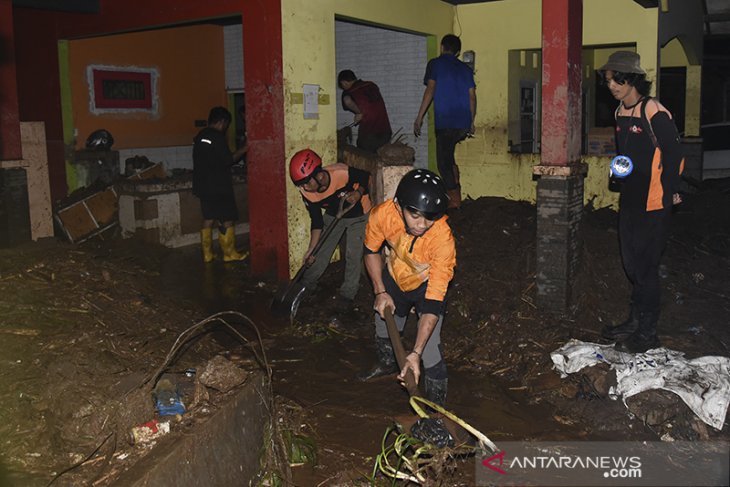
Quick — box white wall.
[335,20,428,167]
[224,24,244,91]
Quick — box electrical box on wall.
[463,50,475,72]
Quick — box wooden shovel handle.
[384,308,420,397]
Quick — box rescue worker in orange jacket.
[289,149,371,310]
[359,169,456,406]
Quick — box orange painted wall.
[69,24,226,150]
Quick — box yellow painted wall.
[68,25,227,150]
[455,0,658,209]
[661,37,700,136]
[278,0,665,272]
[661,37,688,66]
[280,0,453,268]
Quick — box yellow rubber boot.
[200,228,215,263]
[219,227,248,262]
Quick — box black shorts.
[199,194,239,222]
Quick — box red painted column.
[541,0,583,167]
[535,0,585,312]
[241,1,289,280]
[0,0,22,160]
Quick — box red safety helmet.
[289,149,322,185]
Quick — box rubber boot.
[424,376,448,407]
[601,304,638,340]
[357,337,398,381]
[219,227,248,262]
[616,311,660,353]
[200,228,215,263]
[446,187,462,210]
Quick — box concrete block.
[114,372,269,487]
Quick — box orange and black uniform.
[299,163,371,301]
[364,200,456,316]
[300,163,371,229]
[615,98,684,317]
[364,199,456,381]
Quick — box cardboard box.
[586,127,616,156]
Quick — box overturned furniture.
[55,163,166,243]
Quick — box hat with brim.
[598,51,645,75]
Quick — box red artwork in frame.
[92,69,153,110]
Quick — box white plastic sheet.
[551,339,730,430]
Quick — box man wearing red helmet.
[360,168,456,407]
[289,149,371,310]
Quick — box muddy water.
[156,246,584,485]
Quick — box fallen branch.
[143,311,271,390]
[0,327,40,336]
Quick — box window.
[508,49,541,153]
[507,45,636,156]
[88,66,158,113]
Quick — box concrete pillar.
[684,65,701,137]
[535,174,584,310]
[534,0,586,312]
[242,1,289,280]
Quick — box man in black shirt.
[193,106,248,263]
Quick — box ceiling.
[12,0,99,13]
[703,0,730,36]
[12,0,730,38]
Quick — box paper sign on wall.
[303,84,319,119]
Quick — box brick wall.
[535,175,584,311]
[335,21,428,167]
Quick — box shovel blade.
[270,281,307,324]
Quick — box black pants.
[618,207,672,315]
[357,131,391,154]
[435,128,468,190]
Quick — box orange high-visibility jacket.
[364,199,456,302]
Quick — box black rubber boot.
[616,311,660,353]
[423,361,449,406]
[602,305,639,340]
[357,337,398,381]
[424,376,448,407]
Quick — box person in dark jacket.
[193,106,248,263]
[597,51,684,353]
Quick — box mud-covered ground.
[1,178,729,486]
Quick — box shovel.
[270,197,355,323]
[383,308,493,450]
